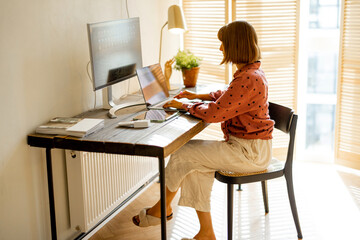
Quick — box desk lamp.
[159,5,187,64]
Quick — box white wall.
[0,0,180,239]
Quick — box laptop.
[136,63,179,110]
[133,63,181,122]
[136,64,204,122]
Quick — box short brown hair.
[218,21,261,64]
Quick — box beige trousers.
[165,135,272,212]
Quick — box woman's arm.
[181,73,267,123]
[174,90,216,101]
[164,89,225,110]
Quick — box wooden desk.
[27,105,208,240]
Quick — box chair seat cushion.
[217,158,284,178]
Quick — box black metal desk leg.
[46,148,57,240]
[158,156,167,240]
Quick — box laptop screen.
[136,63,169,106]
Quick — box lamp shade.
[167,5,187,33]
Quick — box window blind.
[335,0,360,170]
[183,0,299,158]
[183,0,229,138]
[234,0,299,157]
[234,0,298,110]
[183,0,228,85]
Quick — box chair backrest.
[268,102,294,134]
[268,102,298,173]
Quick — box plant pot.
[182,67,200,88]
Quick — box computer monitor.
[87,17,143,91]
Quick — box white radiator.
[65,150,159,232]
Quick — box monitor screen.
[87,18,143,91]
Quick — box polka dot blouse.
[182,62,274,141]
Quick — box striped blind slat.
[335,0,360,169]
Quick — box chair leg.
[261,180,269,214]
[237,184,242,191]
[227,184,234,240]
[285,173,303,239]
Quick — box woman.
[133,20,274,240]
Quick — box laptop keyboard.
[151,97,174,108]
[150,98,205,109]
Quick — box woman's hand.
[163,99,185,110]
[174,90,198,100]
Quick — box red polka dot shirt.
[182,62,274,141]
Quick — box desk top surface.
[27,104,207,158]
[27,84,227,157]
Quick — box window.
[309,0,340,29]
[296,0,340,162]
[307,52,338,94]
[306,104,335,152]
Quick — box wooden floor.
[89,160,360,240]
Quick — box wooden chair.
[215,102,303,240]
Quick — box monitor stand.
[104,86,145,119]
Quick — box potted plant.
[174,50,202,88]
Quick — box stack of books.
[35,117,105,137]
